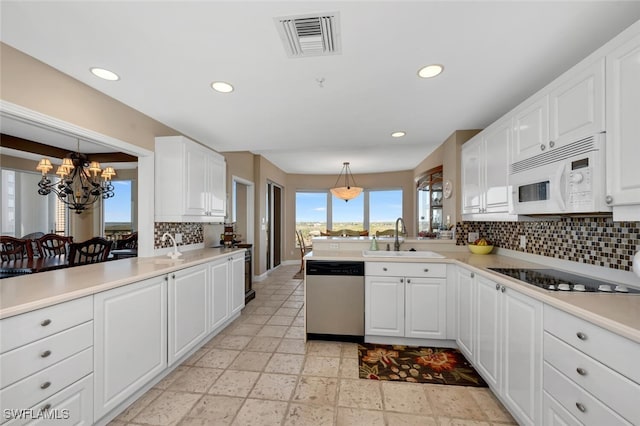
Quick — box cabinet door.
[511,96,549,164]
[184,144,208,216]
[455,268,475,361]
[405,277,446,339]
[549,58,605,148]
[542,391,581,426]
[26,374,94,426]
[365,276,404,337]
[209,259,230,332]
[93,276,167,420]
[475,275,501,389]
[168,265,208,366]
[606,32,640,208]
[461,137,483,214]
[502,287,542,426]
[208,153,226,217]
[230,254,245,316]
[483,121,511,213]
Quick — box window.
[369,189,402,235]
[295,189,403,242]
[104,180,133,240]
[295,192,327,246]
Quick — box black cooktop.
[488,268,640,294]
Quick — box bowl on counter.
[467,244,494,255]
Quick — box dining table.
[0,255,69,278]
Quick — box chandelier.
[330,162,363,202]
[36,140,116,214]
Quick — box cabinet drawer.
[543,305,640,384]
[544,332,640,425]
[3,374,93,426]
[544,362,631,425]
[0,348,92,414]
[365,262,446,278]
[0,297,93,353]
[0,322,93,389]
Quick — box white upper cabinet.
[549,58,605,148]
[155,136,226,222]
[462,118,510,216]
[511,95,549,164]
[605,30,640,218]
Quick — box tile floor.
[111,264,517,426]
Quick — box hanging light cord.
[333,162,358,189]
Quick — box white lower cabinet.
[168,264,208,366]
[93,276,167,421]
[208,258,230,331]
[365,262,447,340]
[456,267,542,426]
[454,267,475,360]
[230,253,245,316]
[543,305,640,425]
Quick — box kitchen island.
[0,247,247,425]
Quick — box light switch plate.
[175,233,183,243]
[468,232,479,243]
[519,235,527,249]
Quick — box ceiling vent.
[275,12,341,58]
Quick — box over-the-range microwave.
[509,133,611,215]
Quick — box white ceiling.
[1,1,640,174]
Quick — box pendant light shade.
[330,162,363,202]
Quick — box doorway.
[231,175,254,246]
[266,181,283,270]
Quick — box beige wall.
[413,130,480,225]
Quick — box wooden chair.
[114,232,138,249]
[0,236,33,261]
[295,230,306,273]
[68,237,112,266]
[21,232,45,256]
[35,234,74,257]
[376,229,401,237]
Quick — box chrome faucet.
[394,217,406,251]
[162,232,182,259]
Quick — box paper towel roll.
[634,251,640,278]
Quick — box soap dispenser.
[370,236,378,251]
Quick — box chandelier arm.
[333,164,347,188]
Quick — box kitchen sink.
[362,250,445,258]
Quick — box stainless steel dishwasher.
[306,260,365,342]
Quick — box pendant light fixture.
[330,162,363,202]
[36,139,116,214]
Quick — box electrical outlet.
[519,235,527,249]
[468,232,479,243]
[329,243,340,250]
[175,233,183,244]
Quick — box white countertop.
[307,249,640,344]
[0,247,245,319]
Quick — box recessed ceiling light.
[417,64,444,79]
[90,67,120,81]
[211,81,234,93]
[391,131,406,138]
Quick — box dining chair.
[35,234,74,257]
[376,229,398,237]
[295,230,311,273]
[21,232,45,256]
[114,232,138,249]
[68,237,112,266]
[0,236,33,261]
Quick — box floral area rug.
[358,343,487,387]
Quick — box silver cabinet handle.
[41,319,51,327]
[172,274,176,279]
[407,279,411,284]
[470,272,475,278]
[495,283,500,290]
[549,141,555,148]
[501,286,506,293]
[605,195,613,204]
[382,267,387,271]
[576,332,587,341]
[40,404,51,412]
[575,402,586,413]
[424,269,429,273]
[400,278,404,283]
[576,367,587,376]
[40,381,51,390]
[40,350,52,358]
[540,144,546,151]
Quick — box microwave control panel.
[567,157,593,206]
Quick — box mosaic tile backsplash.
[456,217,639,271]
[154,222,204,248]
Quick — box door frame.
[231,175,254,245]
